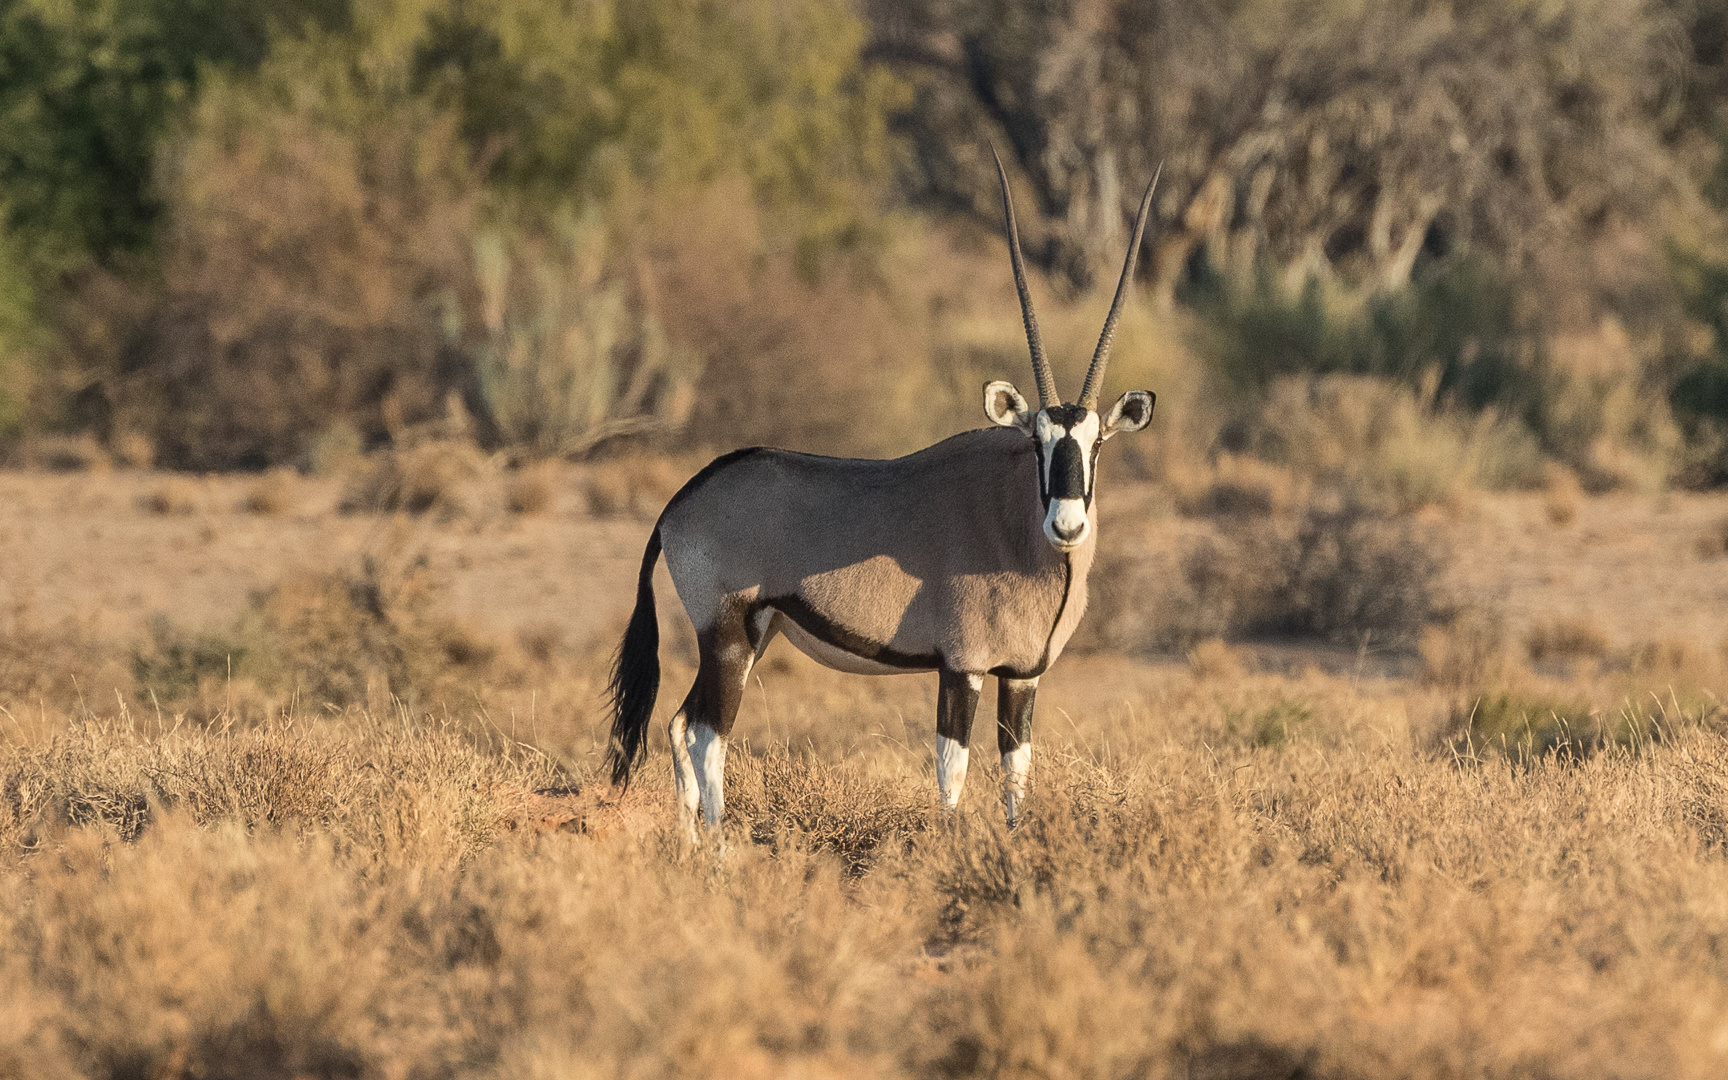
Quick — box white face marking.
[689,723,726,831]
[937,735,970,809]
[1002,743,1032,825]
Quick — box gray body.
[661,428,1091,680]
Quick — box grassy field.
[1,464,1728,1078]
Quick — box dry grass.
[237,468,299,515]
[1,471,1728,1076]
[1543,462,1585,526]
[2,671,1728,1078]
[136,478,200,516]
[1526,613,1613,664]
[580,456,695,520]
[502,461,558,515]
[339,439,493,520]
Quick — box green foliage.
[472,212,700,458]
[1459,692,1682,763]
[0,0,346,272]
[1187,256,1537,416]
[402,0,904,258]
[1668,247,1728,485]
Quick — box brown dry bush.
[132,556,508,715]
[502,461,558,515]
[1088,497,1450,652]
[237,468,299,515]
[1419,607,1511,690]
[1186,637,1246,682]
[1698,515,1728,559]
[724,744,929,872]
[1544,462,1585,526]
[135,478,199,516]
[1169,454,1310,519]
[580,455,696,519]
[1526,614,1613,664]
[338,436,493,520]
[3,678,1728,1075]
[106,58,485,472]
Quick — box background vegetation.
[5,0,1728,487]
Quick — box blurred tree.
[867,0,1686,305]
[401,0,905,263]
[0,0,347,273]
[0,0,346,435]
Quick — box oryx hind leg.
[997,677,1037,825]
[936,669,983,810]
[675,602,760,837]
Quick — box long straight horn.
[1078,162,1162,410]
[992,144,1059,408]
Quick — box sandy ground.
[1,467,1724,663]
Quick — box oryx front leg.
[936,670,983,810]
[997,677,1037,825]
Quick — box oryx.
[606,148,1159,833]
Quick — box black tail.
[606,527,663,787]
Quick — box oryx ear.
[983,380,1035,433]
[1101,390,1155,439]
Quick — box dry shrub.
[1170,454,1308,518]
[1245,374,1540,511]
[723,745,928,872]
[133,556,507,714]
[1419,607,1510,689]
[135,479,199,516]
[99,51,485,472]
[581,456,693,519]
[237,468,298,515]
[1187,638,1246,681]
[339,439,492,520]
[1090,498,1450,652]
[503,461,558,515]
[1697,516,1728,559]
[1526,614,1613,664]
[1543,461,1584,526]
[110,431,156,470]
[7,434,111,473]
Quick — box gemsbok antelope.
[607,148,1159,834]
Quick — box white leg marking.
[669,711,699,839]
[1002,743,1032,825]
[965,673,984,692]
[689,722,727,830]
[937,734,970,810]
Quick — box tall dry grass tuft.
[3,662,1728,1075]
[132,553,513,716]
[1087,495,1451,652]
